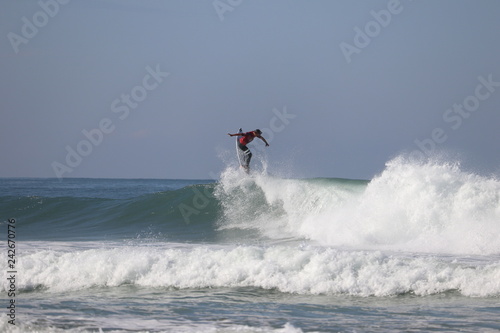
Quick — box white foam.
[0,315,305,333]
[5,243,500,297]
[216,158,500,255]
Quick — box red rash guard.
[239,132,257,145]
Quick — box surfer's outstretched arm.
[228,133,244,137]
[258,136,270,147]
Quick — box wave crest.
[215,158,500,255]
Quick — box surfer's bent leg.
[245,150,252,167]
[238,143,252,167]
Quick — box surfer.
[228,129,269,171]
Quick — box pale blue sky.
[1,0,499,179]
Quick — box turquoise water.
[1,159,500,332]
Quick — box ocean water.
[1,158,500,332]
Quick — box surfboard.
[235,128,249,173]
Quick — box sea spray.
[215,157,500,255]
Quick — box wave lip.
[9,244,500,297]
[215,168,367,242]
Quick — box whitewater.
[1,157,500,332]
